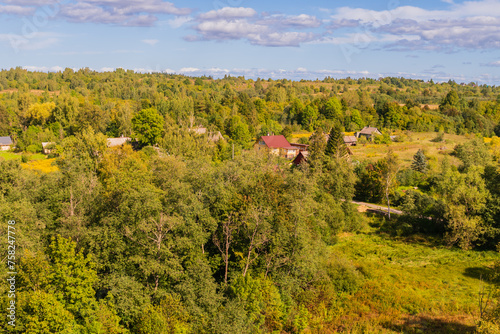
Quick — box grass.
[0,151,46,161]
[350,132,475,168]
[323,220,500,333]
[0,152,58,173]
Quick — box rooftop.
[260,135,292,149]
[0,136,12,146]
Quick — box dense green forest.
[1,68,500,333]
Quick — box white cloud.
[328,0,500,51]
[198,7,257,20]
[81,0,191,16]
[142,39,159,46]
[22,65,65,72]
[259,14,321,28]
[190,8,320,47]
[168,15,192,28]
[2,0,192,26]
[0,5,35,15]
[482,60,500,66]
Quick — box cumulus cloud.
[22,65,65,72]
[259,14,322,28]
[1,0,191,26]
[482,60,500,66]
[168,15,192,28]
[328,0,500,51]
[198,7,256,20]
[0,5,35,15]
[189,7,320,47]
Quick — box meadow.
[325,216,499,333]
[349,131,474,169]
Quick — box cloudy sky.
[1,0,500,84]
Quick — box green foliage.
[132,108,164,146]
[453,137,491,171]
[325,126,349,159]
[1,70,500,332]
[373,131,391,144]
[136,295,190,334]
[231,275,285,333]
[46,235,98,318]
[21,291,79,334]
[411,149,428,173]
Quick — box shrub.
[26,144,41,153]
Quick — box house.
[355,126,382,140]
[42,142,56,154]
[0,136,13,151]
[255,135,299,159]
[343,136,357,146]
[189,126,224,142]
[292,151,309,165]
[290,143,309,152]
[107,136,131,147]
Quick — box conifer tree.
[325,126,349,159]
[411,149,428,173]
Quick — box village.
[0,126,383,165]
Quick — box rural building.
[189,126,224,142]
[42,142,56,154]
[255,135,299,159]
[107,136,131,147]
[343,136,357,146]
[0,136,13,151]
[291,143,309,152]
[355,126,382,140]
[292,151,309,165]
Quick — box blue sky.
[1,0,500,84]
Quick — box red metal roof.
[260,135,292,148]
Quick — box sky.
[1,0,500,84]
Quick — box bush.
[430,132,444,142]
[26,144,41,153]
[374,132,391,144]
[21,154,29,163]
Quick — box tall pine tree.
[325,126,349,159]
[411,149,428,173]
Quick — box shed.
[0,136,13,151]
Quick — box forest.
[1,67,500,333]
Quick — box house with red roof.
[255,135,299,159]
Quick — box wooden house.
[255,135,299,159]
[355,126,381,140]
[0,136,13,151]
[343,136,357,146]
[292,151,309,165]
[42,142,56,154]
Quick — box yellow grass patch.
[291,132,312,139]
[22,158,59,173]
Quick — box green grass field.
[350,132,475,169]
[0,151,46,161]
[324,218,499,333]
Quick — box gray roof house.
[343,136,357,146]
[107,137,131,147]
[0,136,13,151]
[355,127,382,139]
